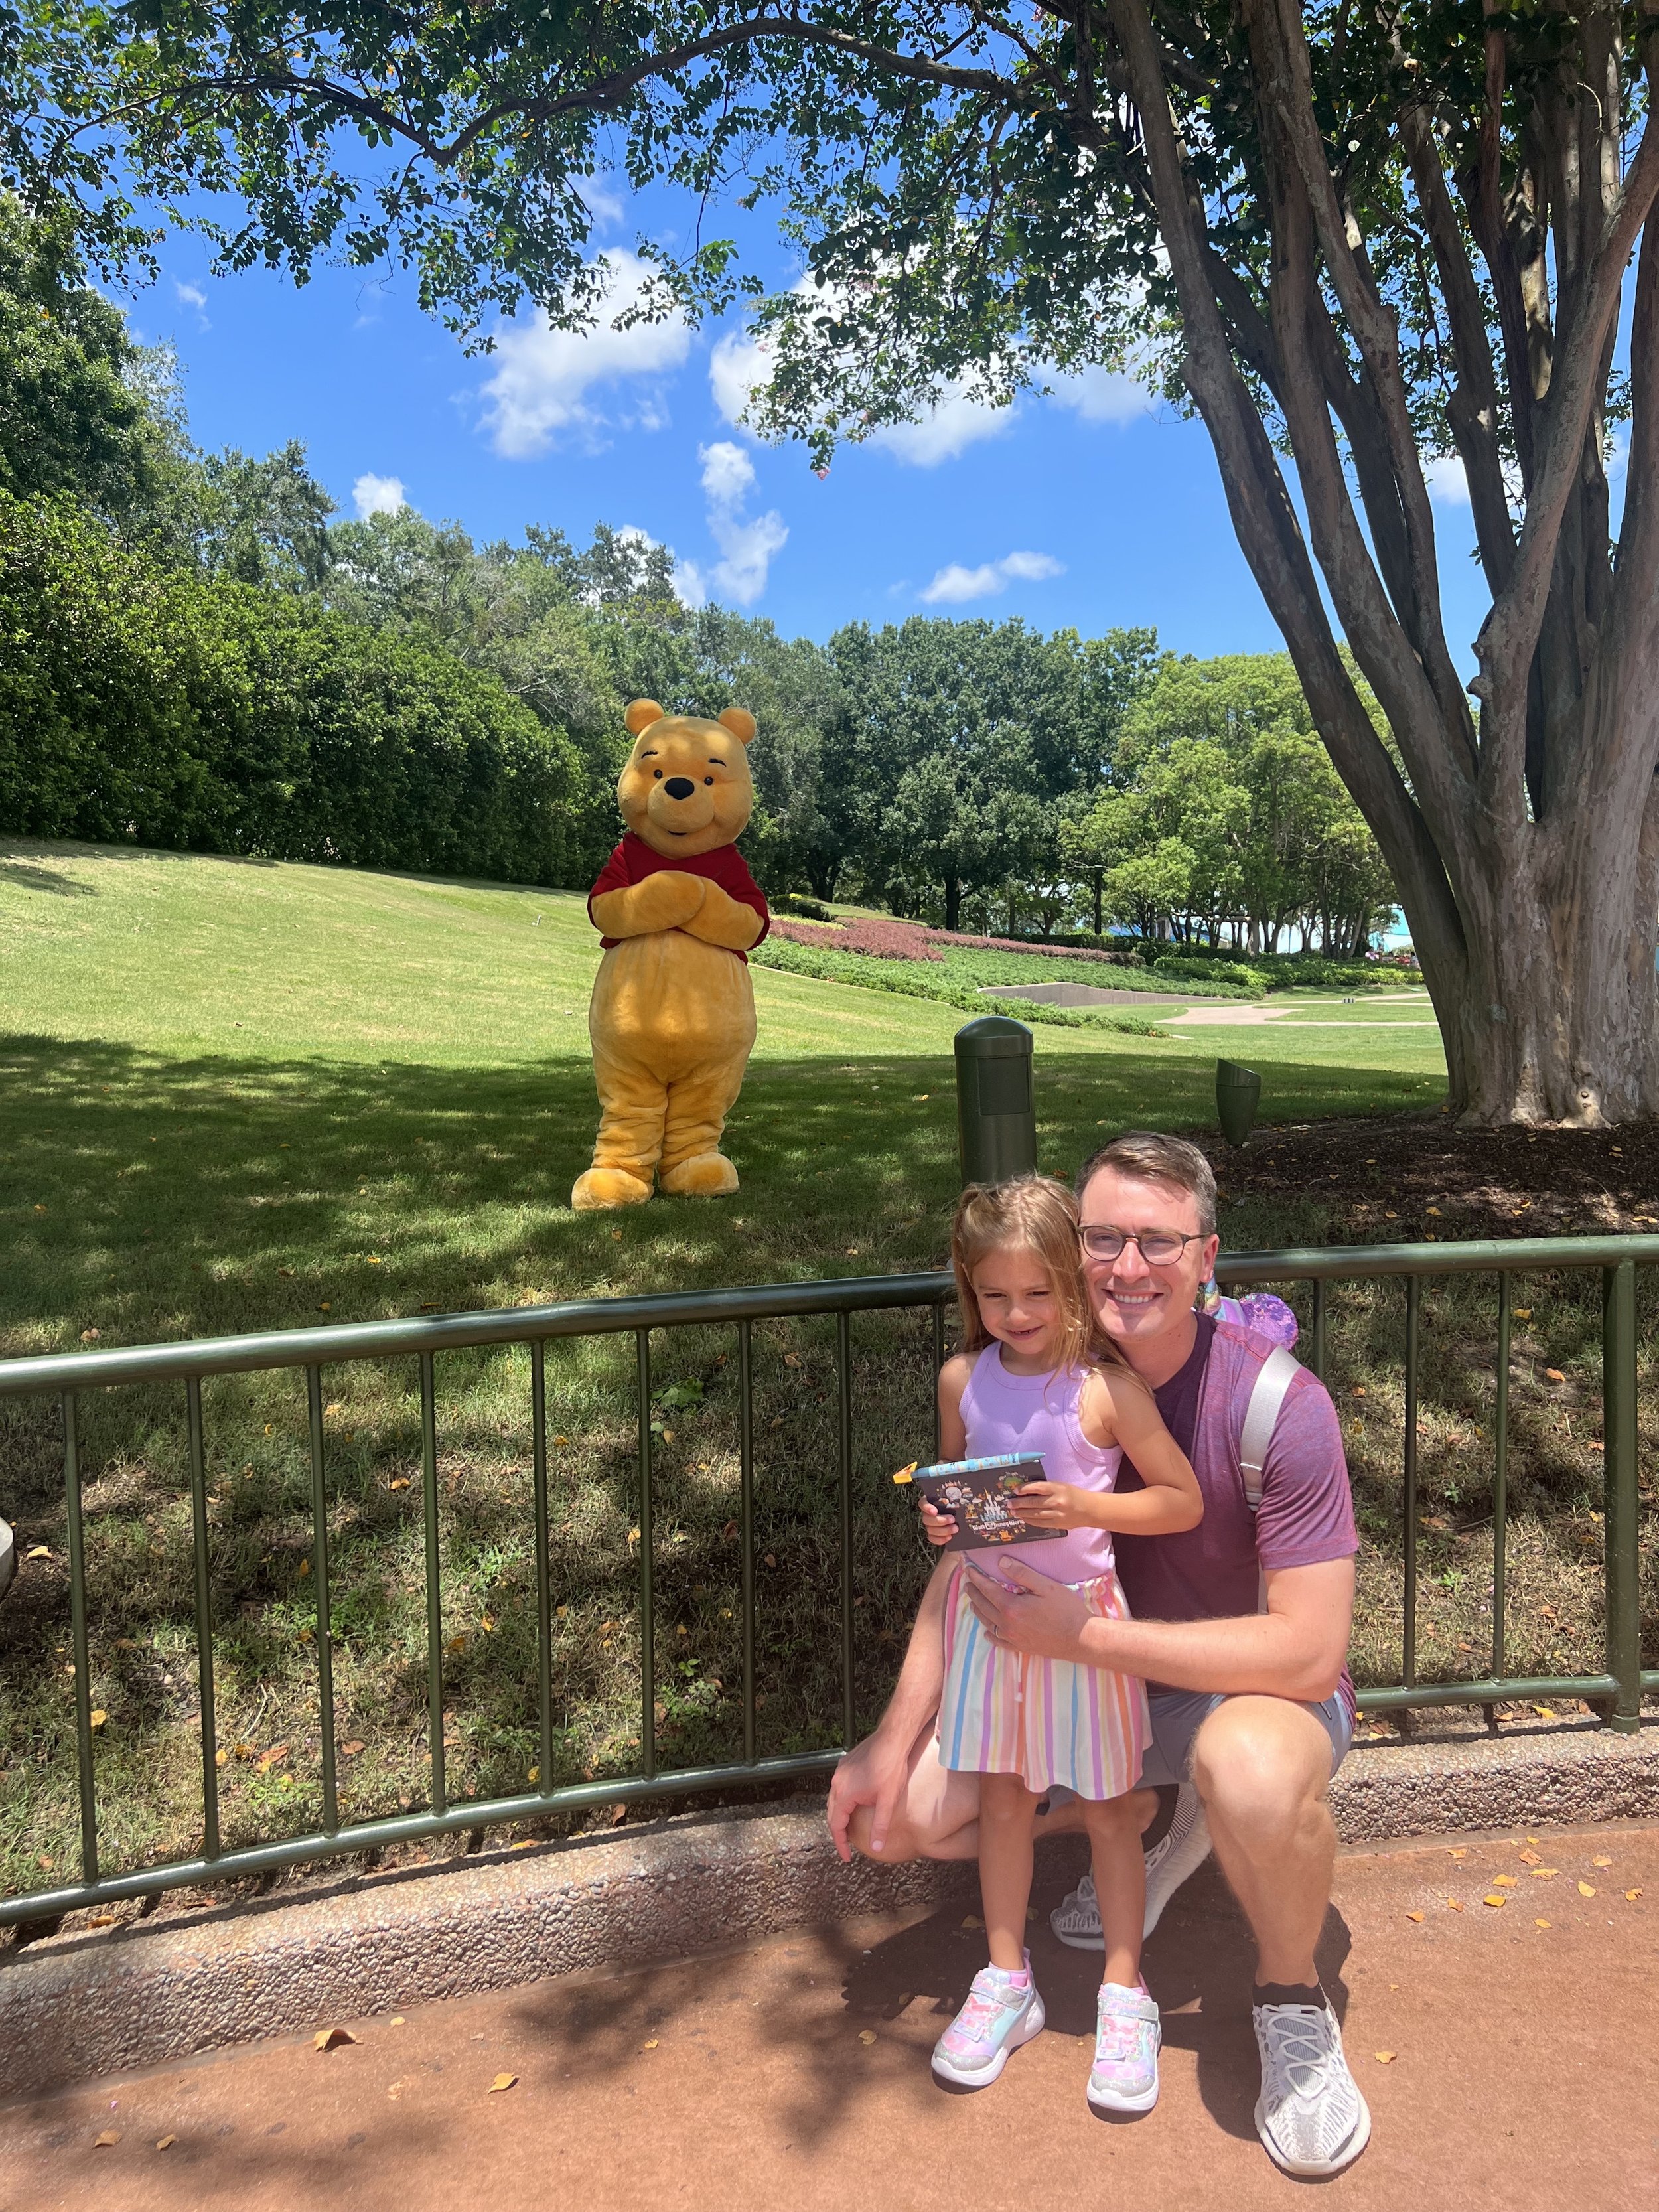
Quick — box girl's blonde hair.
[950,1175,1125,1374]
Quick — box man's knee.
[1190,1698,1333,1845]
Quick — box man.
[826,1133,1368,2179]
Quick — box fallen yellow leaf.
[1446,1897,1464,1911]
[1405,1910,1425,1923]
[1530,1867,1559,1880]
[155,2134,176,2150]
[489,2072,518,2093]
[640,2041,658,2053]
[1513,1307,1532,1320]
[1446,1848,1467,1860]
[88,1913,117,1927]
[1592,1854,1613,1868]
[1535,1919,1551,1930]
[1544,1367,1565,1382]
[1578,1881,1597,1898]
[24,1544,49,1560]
[858,2029,877,2046]
[391,2016,405,2026]
[1518,1848,1541,1866]
[214,1748,228,1767]
[1482,1893,1508,1909]
[1625,1889,1643,1901]
[90,1709,108,1730]
[313,2026,358,2051]
[962,1913,983,1929]
[1491,1874,1518,1887]
[256,1745,289,1773]
[388,1477,411,1491]
[1532,1705,1557,1719]
[94,2129,120,2147]
[1374,2051,1396,2064]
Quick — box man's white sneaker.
[1251,1995,1372,2177]
[1049,1783,1212,1948]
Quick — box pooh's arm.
[590,872,707,939]
[678,882,766,952]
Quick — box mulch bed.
[1199,1111,1659,1242]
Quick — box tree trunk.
[1092,869,1102,935]
[944,875,961,931]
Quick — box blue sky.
[141,188,1497,660]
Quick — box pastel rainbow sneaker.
[1087,1981,1161,2114]
[931,1955,1045,2088]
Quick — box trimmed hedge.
[0,492,583,883]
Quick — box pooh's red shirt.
[587,832,770,962]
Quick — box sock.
[1252,1980,1328,2012]
[987,1960,1031,1986]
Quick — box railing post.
[1602,1261,1642,1733]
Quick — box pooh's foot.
[658,1152,740,1199]
[571,1167,654,1211]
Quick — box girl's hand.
[1010,1481,1098,1531]
[919,1497,957,1546]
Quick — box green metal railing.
[0,1235,1650,1925]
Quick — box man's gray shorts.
[1138,1687,1354,1789]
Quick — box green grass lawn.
[21,837,1621,1914]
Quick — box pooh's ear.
[717,706,757,746]
[625,698,665,737]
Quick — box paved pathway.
[2,1821,1653,2211]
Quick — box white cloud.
[579,175,626,232]
[710,329,772,428]
[699,439,756,508]
[869,381,1013,467]
[1047,364,1152,425]
[352,473,408,518]
[712,309,1010,467]
[676,441,788,607]
[920,550,1064,605]
[173,278,209,329]
[480,250,691,458]
[1424,453,1471,508]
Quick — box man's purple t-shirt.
[1115,1314,1358,1714]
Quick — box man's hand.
[825,1730,912,1862]
[962,1558,1100,1662]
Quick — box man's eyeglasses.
[1077,1226,1207,1265]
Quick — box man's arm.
[825,1555,953,1862]
[963,1556,1354,1705]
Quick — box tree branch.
[1398,100,1516,597]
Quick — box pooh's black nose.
[664,776,695,800]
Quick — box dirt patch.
[1205,1110,1659,1240]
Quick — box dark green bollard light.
[955,1017,1037,1186]
[1216,1058,1262,1147]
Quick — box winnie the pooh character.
[571,698,770,1210]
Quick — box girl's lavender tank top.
[958,1344,1123,1584]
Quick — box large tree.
[5,5,1657,1119]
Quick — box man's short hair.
[1074,1131,1218,1236]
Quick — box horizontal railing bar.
[0,1750,842,1927]
[1355,1674,1619,1714]
[2,1234,1654,1396]
[0,1275,959,1395]
[1216,1234,1659,1286]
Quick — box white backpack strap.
[1239,1345,1301,1511]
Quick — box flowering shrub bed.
[768,915,1145,966]
[751,934,1169,1036]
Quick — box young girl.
[919,1175,1202,2114]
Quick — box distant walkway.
[3,1822,1652,2210]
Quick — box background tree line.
[1,195,1393,947]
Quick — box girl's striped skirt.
[937,1559,1149,1799]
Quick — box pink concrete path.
[2,1820,1654,2211]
